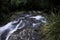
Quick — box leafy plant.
[41,12,60,40]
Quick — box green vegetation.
[41,11,60,40]
[0,0,60,25]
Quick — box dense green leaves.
[0,0,60,25]
[41,13,60,40]
[11,0,27,7]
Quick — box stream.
[0,13,46,40]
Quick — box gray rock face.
[9,28,40,40]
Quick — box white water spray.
[0,14,46,40]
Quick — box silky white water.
[0,14,46,40]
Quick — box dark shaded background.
[0,0,60,25]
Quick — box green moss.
[41,13,60,40]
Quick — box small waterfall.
[0,14,46,40]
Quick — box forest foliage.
[0,0,60,25]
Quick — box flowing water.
[0,13,46,40]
